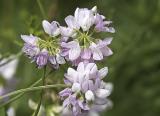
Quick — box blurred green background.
[0,0,160,116]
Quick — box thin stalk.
[0,84,67,100]
[0,78,42,108]
[0,70,53,108]
[34,67,46,116]
[36,0,47,19]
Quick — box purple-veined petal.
[100,47,113,56]
[88,80,95,91]
[81,48,92,60]
[65,15,80,29]
[49,56,56,65]
[59,88,72,98]
[95,88,111,99]
[69,43,81,61]
[90,43,103,60]
[42,20,52,35]
[77,62,85,72]
[81,80,89,93]
[99,67,108,79]
[92,48,103,60]
[21,35,38,45]
[56,54,66,64]
[60,26,74,37]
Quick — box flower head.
[21,20,65,68]
[60,6,115,66]
[59,62,112,116]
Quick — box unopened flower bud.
[85,90,95,101]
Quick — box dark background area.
[0,0,160,116]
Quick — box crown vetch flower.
[59,62,112,116]
[21,20,65,68]
[60,6,115,66]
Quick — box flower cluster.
[59,62,113,116]
[21,6,115,116]
[60,6,114,66]
[21,20,65,68]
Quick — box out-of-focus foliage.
[0,0,160,116]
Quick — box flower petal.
[69,42,81,61]
[85,90,95,101]
[77,62,85,72]
[100,47,113,56]
[90,43,103,60]
[65,15,79,29]
[42,20,52,35]
[72,83,81,92]
[81,48,91,60]
[21,35,38,45]
[56,54,66,64]
[60,26,74,37]
[95,88,111,99]
[99,67,108,79]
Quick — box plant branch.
[0,78,42,108]
[0,70,53,108]
[0,84,67,101]
[34,67,46,116]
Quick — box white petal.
[67,68,78,82]
[78,72,85,84]
[21,35,37,45]
[103,82,113,94]
[60,26,74,37]
[72,83,81,92]
[50,21,60,36]
[42,20,52,35]
[100,47,113,56]
[95,89,111,99]
[75,8,94,31]
[52,28,60,37]
[65,15,79,29]
[99,67,108,79]
[69,43,81,61]
[74,8,80,21]
[91,6,97,13]
[56,54,65,64]
[85,63,97,73]
[61,41,78,49]
[105,27,115,33]
[77,62,85,72]
[90,42,103,60]
[92,48,103,60]
[103,37,113,45]
[49,56,56,65]
[85,90,95,101]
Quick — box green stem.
[34,67,46,116]
[0,84,67,100]
[0,78,42,108]
[36,0,47,19]
[0,70,53,108]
